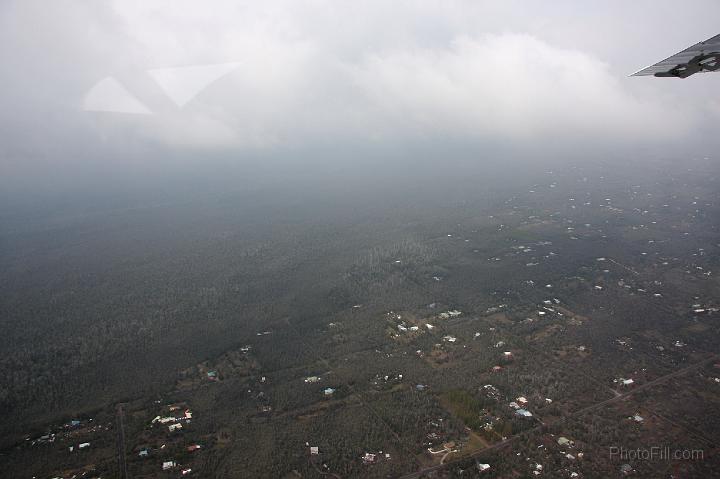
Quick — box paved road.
[116,404,129,479]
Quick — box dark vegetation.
[1,157,719,477]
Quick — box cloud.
[1,0,719,184]
[89,1,702,155]
[109,32,690,154]
[344,33,688,146]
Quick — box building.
[557,437,573,447]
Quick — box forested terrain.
[1,157,719,477]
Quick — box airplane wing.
[631,33,720,78]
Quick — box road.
[116,403,130,479]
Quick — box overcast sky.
[1,0,719,190]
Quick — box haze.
[1,2,720,478]
[1,1,720,192]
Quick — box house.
[187,444,202,452]
[78,442,90,449]
[138,449,150,457]
[515,409,533,418]
[516,396,528,405]
[477,462,491,473]
[362,452,377,464]
[162,461,176,471]
[632,414,644,423]
[305,376,321,383]
[557,437,573,447]
[622,378,634,386]
[310,446,319,455]
[181,468,192,475]
[207,370,218,380]
[324,388,335,396]
[169,423,183,432]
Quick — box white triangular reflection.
[148,63,241,108]
[83,77,152,114]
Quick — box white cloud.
[98,2,700,154]
[2,0,719,172]
[344,33,688,145]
